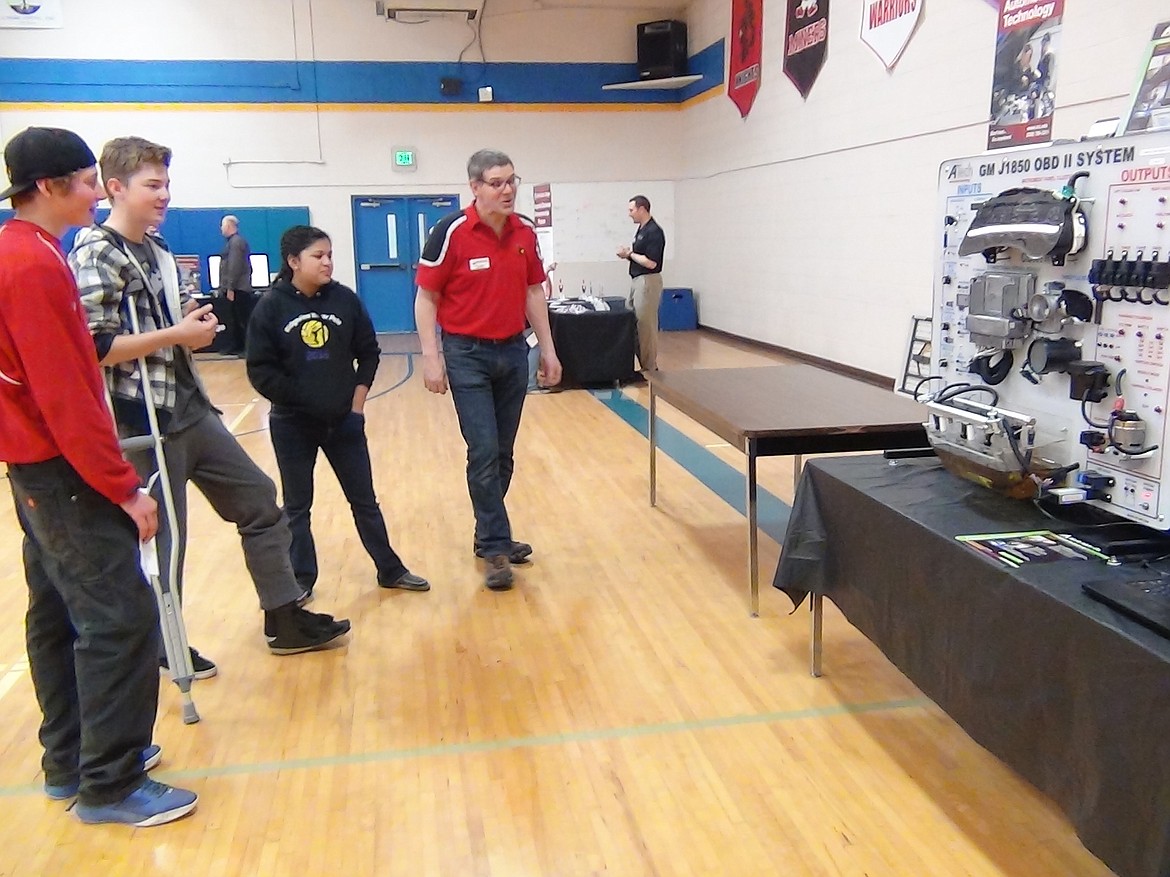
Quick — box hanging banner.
[0,0,62,28]
[728,0,764,117]
[861,0,923,71]
[1117,22,1170,136]
[728,0,764,118]
[987,0,1062,150]
[783,0,829,99]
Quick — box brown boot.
[484,555,513,591]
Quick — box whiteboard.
[518,181,674,265]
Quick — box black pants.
[8,457,159,806]
[220,292,254,354]
[269,410,407,589]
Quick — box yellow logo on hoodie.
[301,320,329,348]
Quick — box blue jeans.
[9,457,159,806]
[442,333,528,555]
[269,410,407,589]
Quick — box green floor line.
[591,388,791,542]
[0,697,930,796]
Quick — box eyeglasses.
[478,174,521,191]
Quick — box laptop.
[1082,577,1170,638]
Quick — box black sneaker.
[299,607,353,637]
[378,571,430,591]
[484,555,513,591]
[159,647,218,680]
[264,603,351,655]
[473,540,533,565]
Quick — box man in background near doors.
[218,214,253,355]
[414,148,562,591]
[0,126,197,826]
[616,195,665,373]
[70,136,351,669]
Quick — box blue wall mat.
[0,41,724,106]
[0,206,309,292]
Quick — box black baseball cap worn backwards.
[1,127,96,202]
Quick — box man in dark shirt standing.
[218,214,253,355]
[616,195,665,373]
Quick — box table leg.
[810,593,823,677]
[747,437,759,617]
[793,453,803,487]
[649,384,658,508]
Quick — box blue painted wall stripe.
[593,389,791,543]
[0,40,723,105]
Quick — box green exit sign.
[393,149,417,170]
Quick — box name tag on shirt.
[469,257,491,271]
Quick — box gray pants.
[130,410,303,612]
[629,273,663,372]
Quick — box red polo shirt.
[415,205,545,339]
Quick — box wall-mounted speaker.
[637,19,688,81]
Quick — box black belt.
[443,332,524,345]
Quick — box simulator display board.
[932,129,1170,529]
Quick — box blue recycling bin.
[659,287,697,331]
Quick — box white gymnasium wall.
[0,0,684,63]
[675,0,1169,379]
[0,0,686,289]
[524,180,675,300]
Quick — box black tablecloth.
[193,294,256,354]
[548,308,638,387]
[774,455,1170,877]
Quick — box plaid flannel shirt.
[70,225,194,412]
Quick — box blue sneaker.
[142,744,162,771]
[44,744,163,800]
[74,779,197,827]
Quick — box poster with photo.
[175,255,203,295]
[987,0,1062,150]
[1117,22,1170,136]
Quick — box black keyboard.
[1083,577,1170,638]
[1114,578,1170,596]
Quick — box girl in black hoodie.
[246,225,428,598]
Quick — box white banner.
[860,0,924,70]
[0,1,63,28]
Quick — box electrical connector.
[1077,470,1116,500]
[1046,487,1087,505]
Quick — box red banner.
[783,0,830,99]
[728,0,763,118]
[987,0,1063,149]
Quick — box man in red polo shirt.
[414,149,562,591]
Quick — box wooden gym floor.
[0,330,1115,876]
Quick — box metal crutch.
[117,304,200,724]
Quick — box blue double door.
[351,194,458,332]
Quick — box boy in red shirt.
[0,127,196,826]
